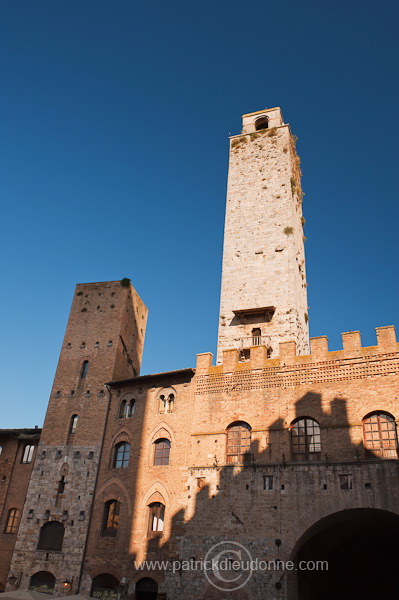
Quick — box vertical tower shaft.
[217,108,309,363]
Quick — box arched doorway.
[135,577,158,600]
[293,508,399,600]
[29,571,56,594]
[90,573,119,599]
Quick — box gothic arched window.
[101,500,120,537]
[148,502,165,533]
[290,417,321,461]
[113,442,130,468]
[363,411,398,459]
[226,422,252,465]
[4,508,20,534]
[153,439,171,466]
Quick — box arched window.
[226,421,252,464]
[4,508,20,534]
[363,411,398,459]
[0,445,3,456]
[119,399,135,419]
[113,442,130,468]
[29,571,56,594]
[159,393,174,414]
[291,417,321,461]
[69,414,78,434]
[37,521,65,551]
[21,444,35,464]
[154,439,171,466]
[90,574,119,600]
[255,116,269,130]
[135,578,158,600]
[81,360,89,379]
[148,502,164,533]
[101,500,120,537]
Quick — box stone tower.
[8,280,147,594]
[217,107,309,363]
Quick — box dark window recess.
[255,116,269,130]
[290,417,321,461]
[4,508,20,534]
[263,475,274,490]
[58,476,66,494]
[340,474,353,490]
[101,500,120,537]
[81,360,89,379]
[148,502,165,533]
[37,521,65,551]
[154,439,171,466]
[226,422,252,465]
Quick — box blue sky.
[1,0,398,428]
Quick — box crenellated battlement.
[196,325,398,378]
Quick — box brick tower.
[217,107,309,363]
[8,280,147,594]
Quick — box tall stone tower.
[8,280,147,594]
[217,107,309,363]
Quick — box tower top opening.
[241,107,284,134]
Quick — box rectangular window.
[263,475,274,490]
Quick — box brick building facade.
[2,108,399,600]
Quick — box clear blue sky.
[1,0,398,428]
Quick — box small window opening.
[252,328,262,346]
[159,393,175,414]
[70,415,78,434]
[81,361,89,379]
[340,474,352,490]
[58,476,66,494]
[255,116,269,131]
[113,442,130,468]
[22,445,35,464]
[263,475,274,490]
[119,399,135,418]
[101,500,120,537]
[4,508,20,534]
[154,439,171,466]
[148,502,165,533]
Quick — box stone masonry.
[217,108,309,364]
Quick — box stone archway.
[135,577,158,600]
[292,508,399,600]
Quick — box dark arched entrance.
[135,577,158,600]
[294,509,399,600]
[29,571,55,594]
[90,573,119,599]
